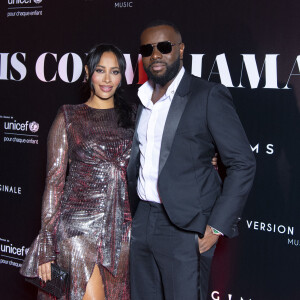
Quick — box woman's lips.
[100,85,113,92]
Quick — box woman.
[20,44,134,300]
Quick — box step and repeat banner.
[0,0,299,299]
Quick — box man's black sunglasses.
[139,41,181,57]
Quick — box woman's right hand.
[38,261,54,282]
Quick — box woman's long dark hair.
[84,44,134,129]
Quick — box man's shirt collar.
[138,67,185,109]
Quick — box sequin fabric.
[20,104,133,299]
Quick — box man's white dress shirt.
[137,67,185,203]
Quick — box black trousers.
[130,200,216,300]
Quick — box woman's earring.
[84,74,88,83]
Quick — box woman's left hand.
[211,153,218,169]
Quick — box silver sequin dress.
[20,104,133,299]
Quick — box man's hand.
[197,225,220,254]
[38,261,54,282]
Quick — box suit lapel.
[133,104,143,144]
[158,72,192,175]
[128,104,143,176]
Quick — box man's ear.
[179,43,185,59]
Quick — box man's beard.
[144,57,181,86]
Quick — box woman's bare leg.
[83,264,105,300]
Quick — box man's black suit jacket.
[127,72,256,238]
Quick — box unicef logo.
[29,121,39,133]
[33,0,43,4]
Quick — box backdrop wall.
[0,1,299,299]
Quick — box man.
[127,20,256,300]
